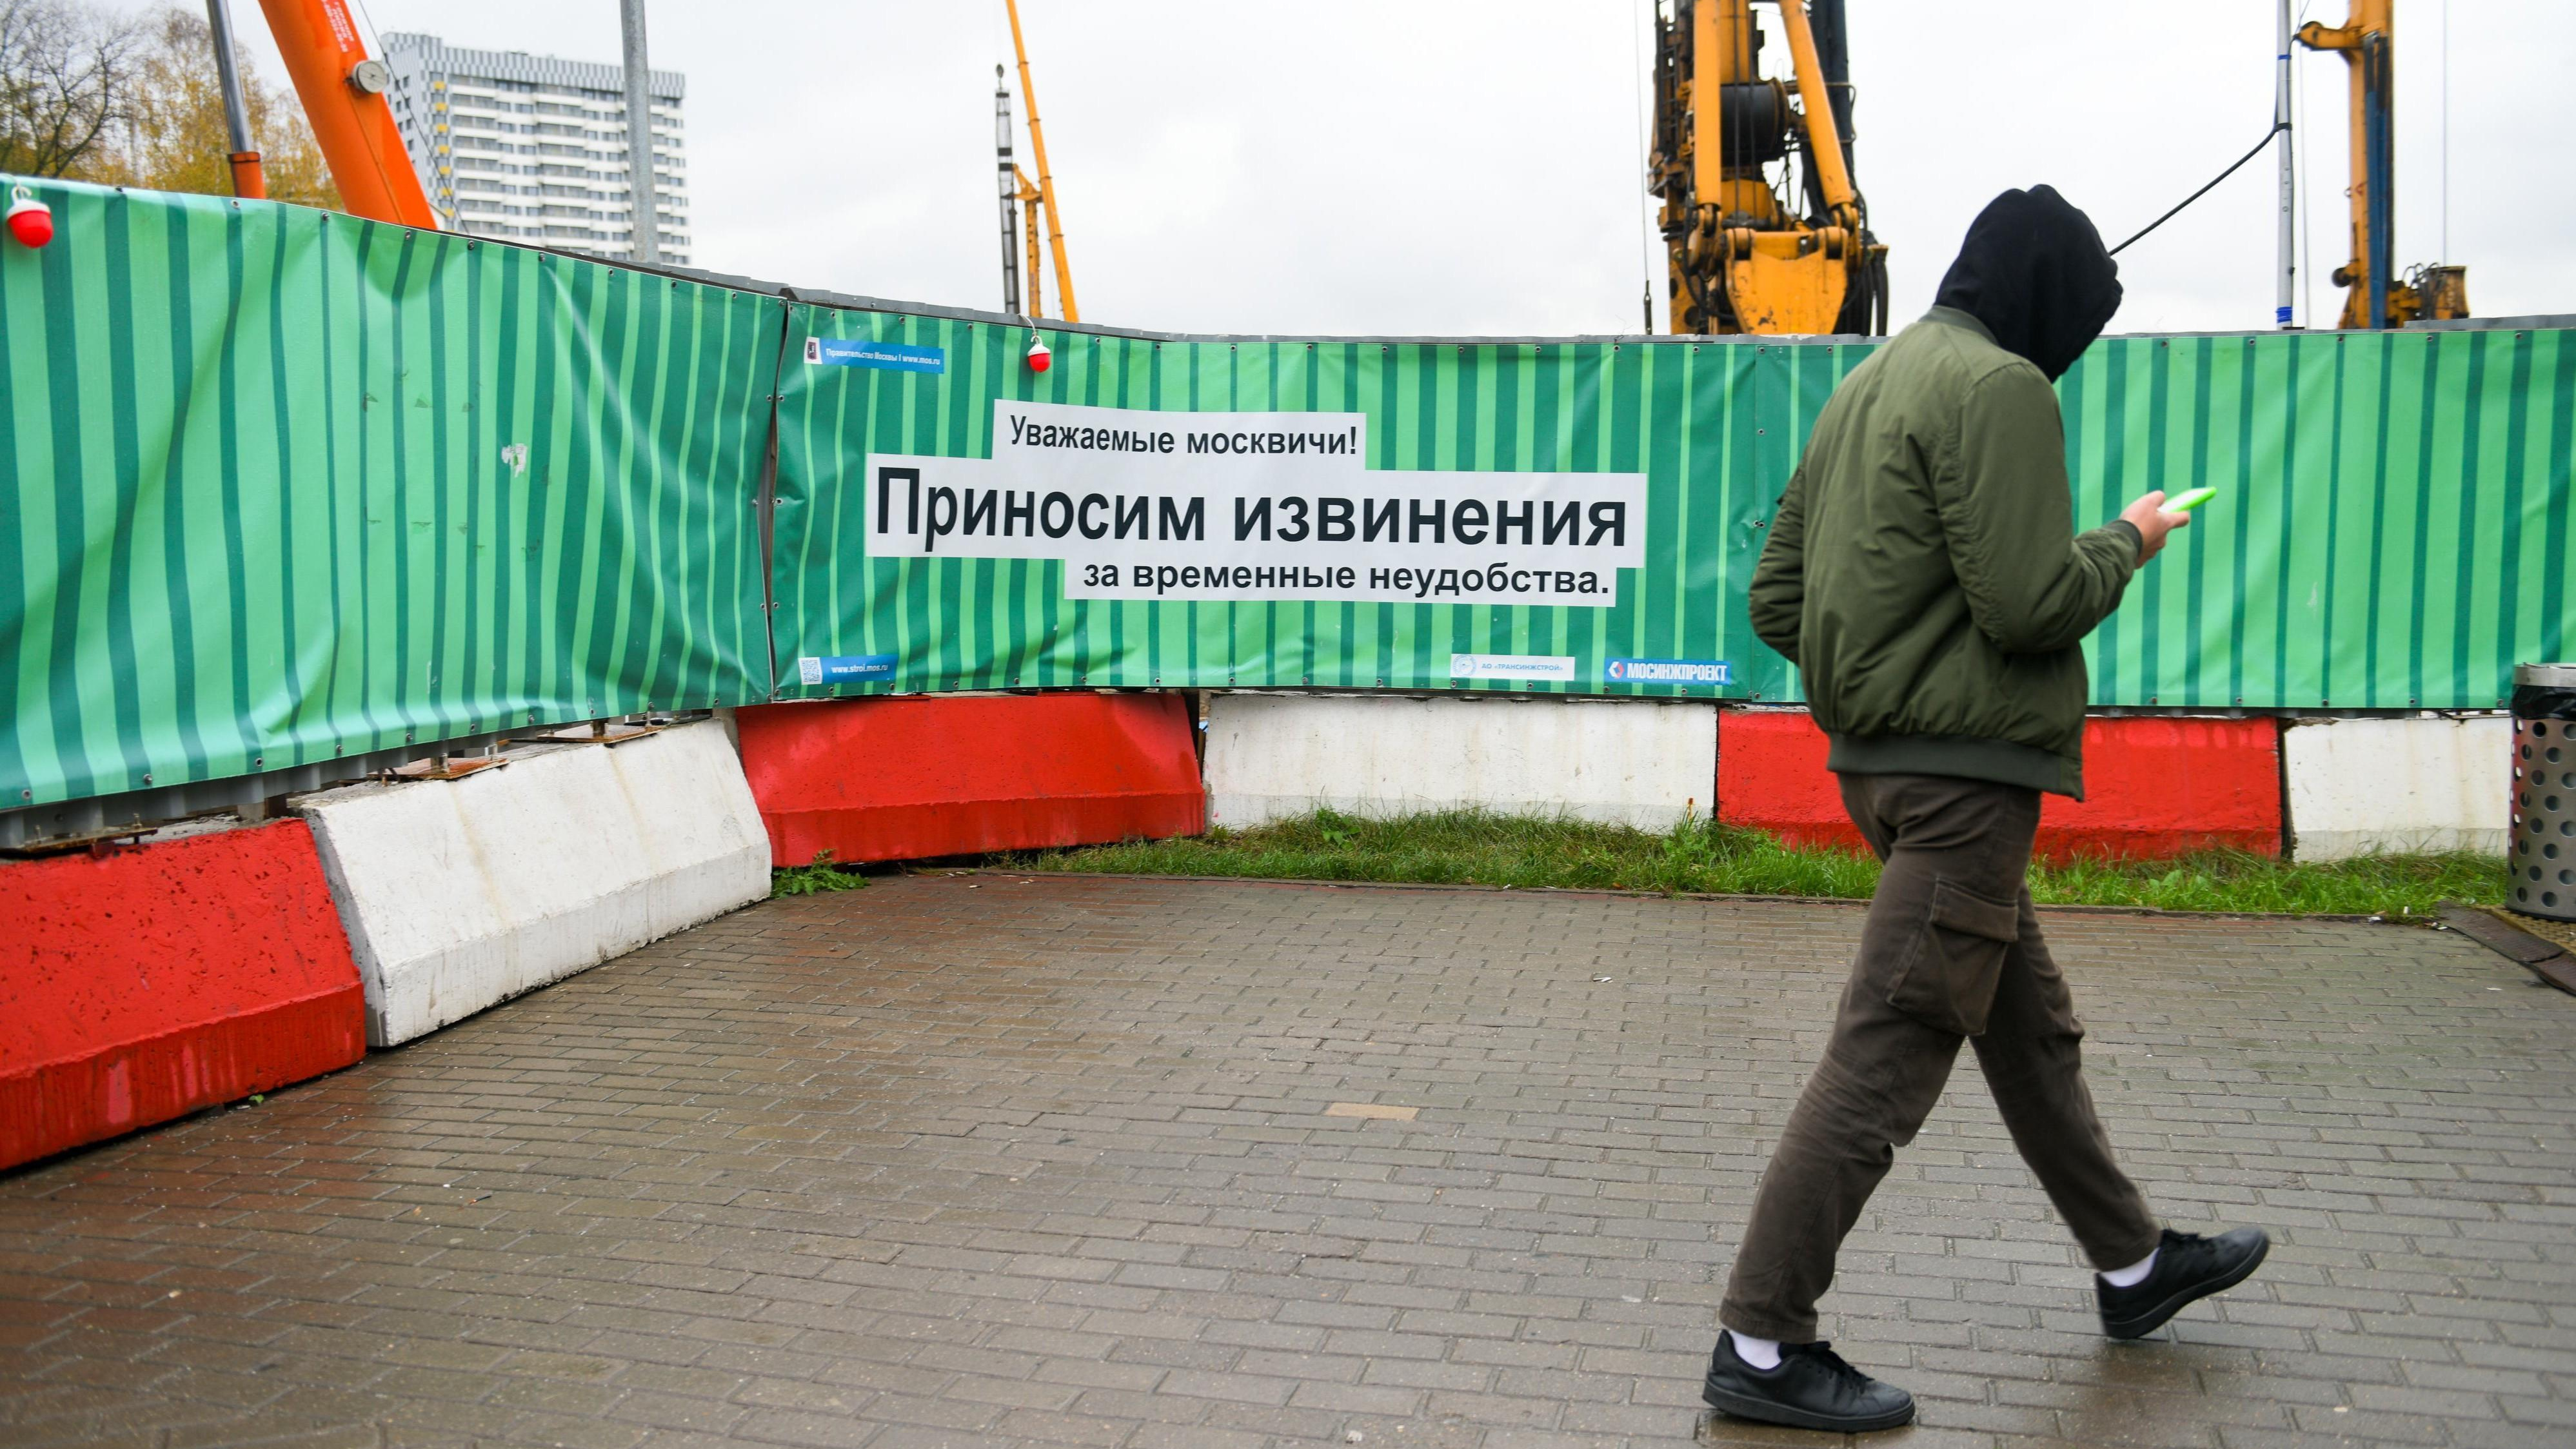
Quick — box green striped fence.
[778,302,2575,715]
[769,306,1830,702]
[3,181,2568,811]
[2059,329,2571,711]
[1,181,777,810]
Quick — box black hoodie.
[1931,186,2123,381]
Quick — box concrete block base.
[1718,709,2284,862]
[298,721,768,1046]
[2286,715,2510,860]
[737,694,1205,864]
[1204,693,1717,831]
[0,820,366,1168]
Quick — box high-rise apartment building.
[381,33,689,266]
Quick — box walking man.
[1702,186,2270,1433]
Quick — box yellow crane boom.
[2296,1,2467,328]
[1004,0,1078,323]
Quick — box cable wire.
[2107,121,2287,257]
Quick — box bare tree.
[0,0,144,177]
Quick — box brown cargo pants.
[1718,772,2163,1343]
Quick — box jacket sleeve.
[1747,464,1809,664]
[1936,367,2140,655]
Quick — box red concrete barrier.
[1716,709,1857,851]
[737,693,1205,865]
[0,820,367,1170]
[2046,716,2282,860]
[1718,709,2283,862]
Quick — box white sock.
[1727,1330,1783,1370]
[2100,1248,2159,1288]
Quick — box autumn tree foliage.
[5,2,340,209]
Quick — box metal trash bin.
[2511,663,2576,920]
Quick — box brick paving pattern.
[3,874,2571,1448]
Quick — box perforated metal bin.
[2511,664,2576,920]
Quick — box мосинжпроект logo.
[1605,658,1730,684]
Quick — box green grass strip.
[771,849,870,898]
[1011,807,2504,918]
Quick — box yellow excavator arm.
[1651,0,1883,335]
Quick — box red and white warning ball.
[1025,331,1051,373]
[6,186,52,249]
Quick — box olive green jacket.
[1747,307,2141,798]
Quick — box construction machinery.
[1000,0,1077,322]
[246,0,1083,316]
[253,0,439,228]
[1649,0,1883,336]
[995,68,1024,315]
[2297,1,2466,328]
[994,67,1058,320]
[204,0,268,199]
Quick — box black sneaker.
[2098,1227,2270,1340]
[1701,1333,1915,1433]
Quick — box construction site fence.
[3,181,2570,810]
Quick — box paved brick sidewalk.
[3,875,2571,1449]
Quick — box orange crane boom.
[255,0,439,228]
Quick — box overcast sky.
[170,1,2575,336]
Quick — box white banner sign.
[864,402,1647,606]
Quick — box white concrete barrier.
[299,721,768,1045]
[1204,693,1716,831]
[2283,714,2510,860]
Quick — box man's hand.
[2119,490,2192,564]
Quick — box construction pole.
[996,66,1022,316]
[204,0,267,198]
[1003,0,1077,322]
[2276,0,2296,327]
[620,0,659,265]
